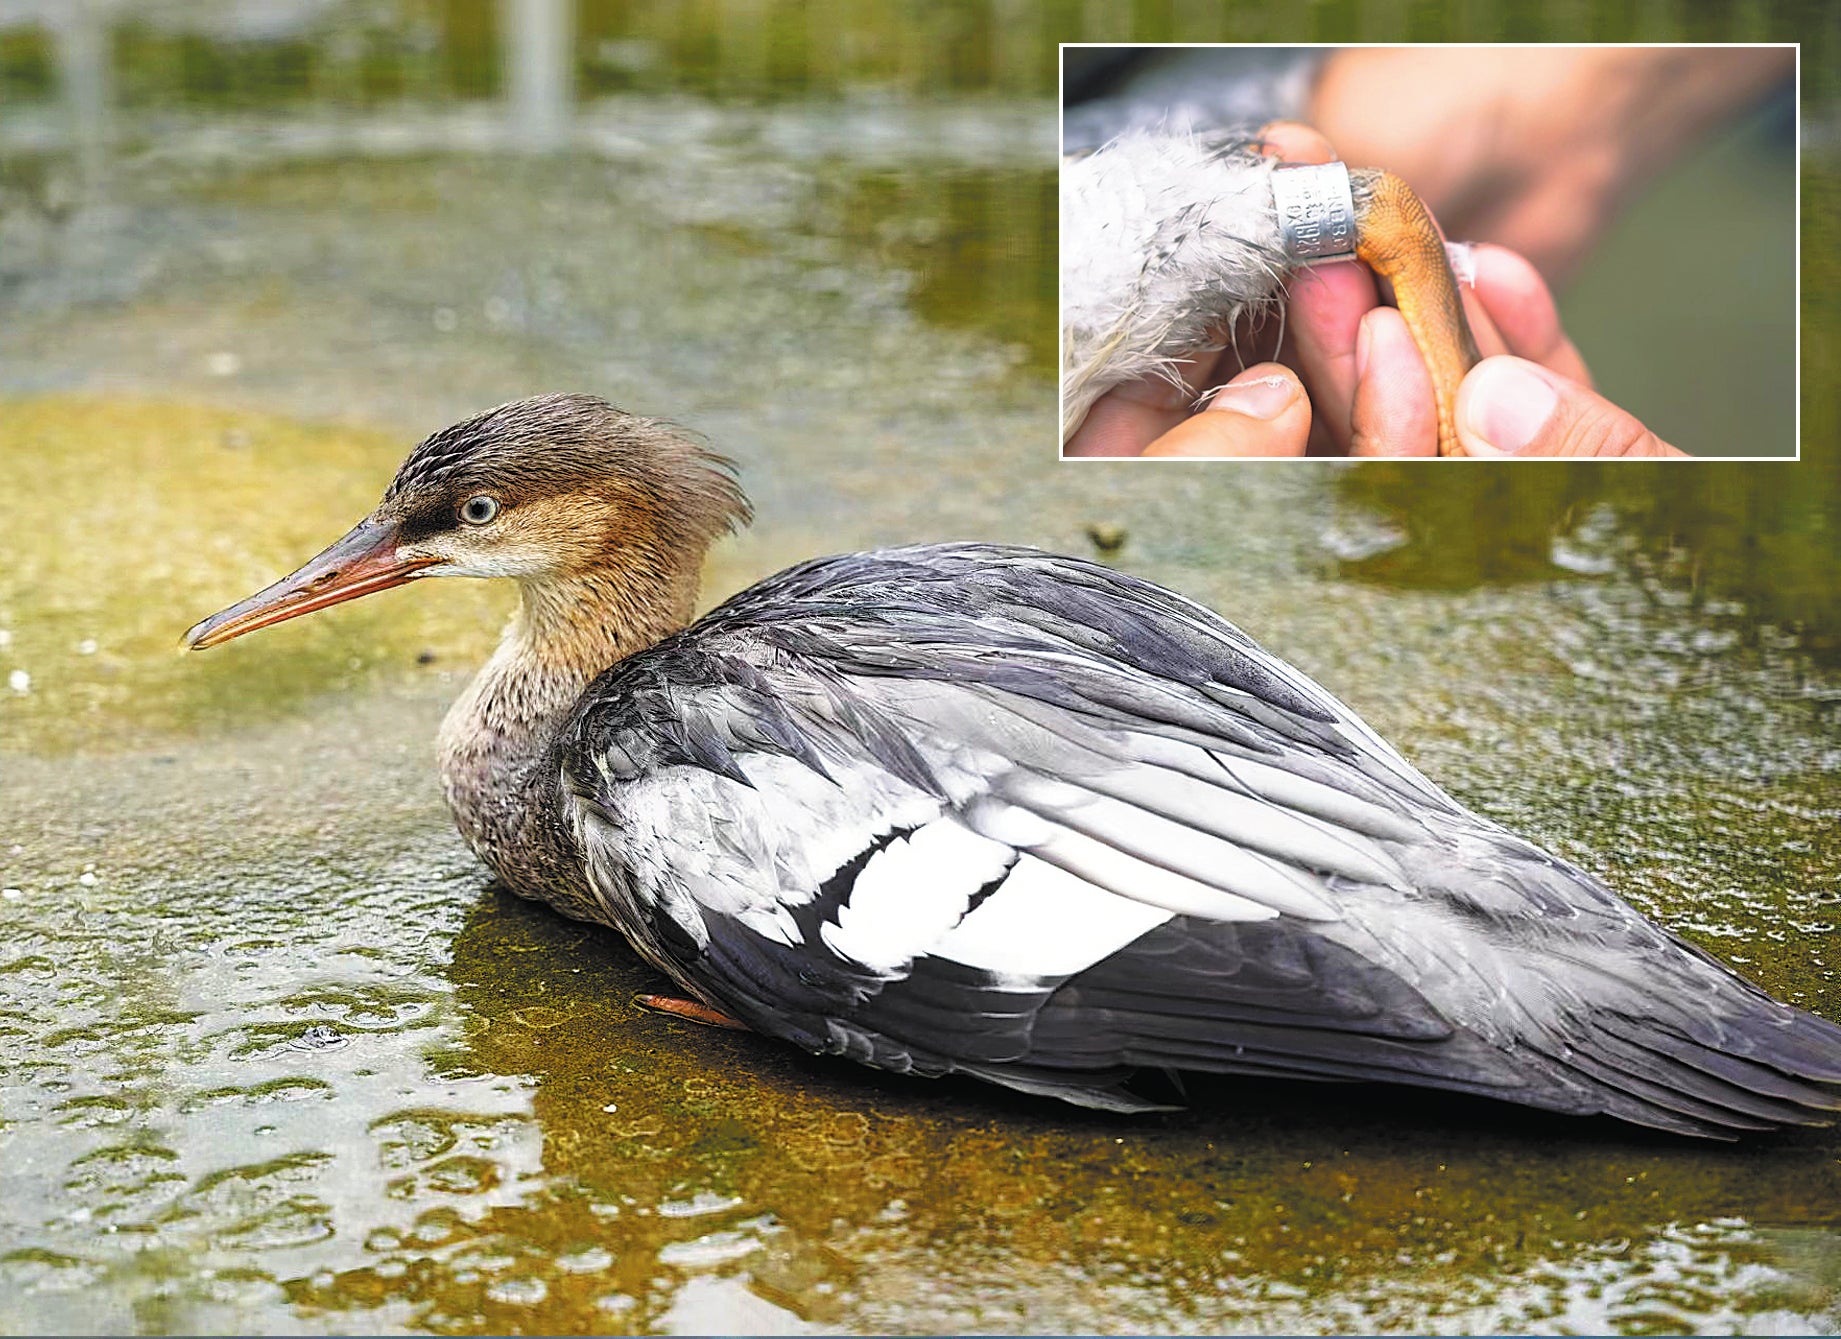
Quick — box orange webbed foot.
[633,994,751,1031]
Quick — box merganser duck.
[1061,132,1481,451]
[186,395,1841,1136]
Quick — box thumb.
[1456,356,1687,458]
[1140,364,1311,458]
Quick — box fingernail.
[1463,358,1559,455]
[1444,240,1477,288]
[1205,375,1295,421]
[1355,316,1373,381]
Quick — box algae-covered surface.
[3,4,1839,1335]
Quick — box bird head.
[183,393,751,651]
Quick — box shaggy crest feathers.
[385,392,752,550]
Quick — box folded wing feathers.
[562,544,1841,1132]
[1025,822,1284,923]
[1591,1013,1841,1115]
[1123,732,1431,842]
[592,550,1432,937]
[995,771,1342,921]
[1068,763,1405,889]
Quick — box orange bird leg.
[634,994,752,1031]
[1351,169,1483,457]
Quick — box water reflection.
[0,0,1060,370]
[1332,464,1841,666]
[504,0,572,151]
[276,887,1841,1334]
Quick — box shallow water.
[3,5,1839,1335]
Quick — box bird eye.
[459,495,499,525]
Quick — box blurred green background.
[0,4,1827,459]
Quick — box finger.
[1062,359,1207,457]
[1459,282,1510,359]
[1467,244,1593,386]
[1456,356,1686,458]
[1255,121,1338,165]
[1267,334,1341,455]
[1141,363,1312,457]
[1284,259,1378,452]
[1349,308,1438,457]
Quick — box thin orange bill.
[183,518,439,651]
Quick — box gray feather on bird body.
[546,540,1841,1135]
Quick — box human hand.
[1063,123,1687,460]
[1341,244,1681,458]
[1454,358,1685,458]
[1061,122,1359,459]
[1067,246,1687,460]
[1066,360,1312,459]
[1339,242,1687,457]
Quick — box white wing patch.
[820,816,1015,973]
[930,854,1172,977]
[731,753,942,905]
[596,751,946,955]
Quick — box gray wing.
[560,544,1841,1136]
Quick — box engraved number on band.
[1271,163,1356,263]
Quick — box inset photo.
[1061,44,1797,459]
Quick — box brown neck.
[435,561,700,914]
